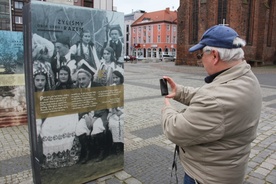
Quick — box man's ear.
[212,50,220,65]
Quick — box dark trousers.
[183,173,200,184]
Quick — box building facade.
[124,10,144,57]
[131,8,177,59]
[177,0,276,65]
[0,0,11,30]
[0,0,114,31]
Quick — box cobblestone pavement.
[0,61,275,184]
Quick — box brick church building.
[177,0,276,66]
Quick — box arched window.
[190,0,199,44]
[153,48,157,58]
[218,0,228,24]
[147,48,151,58]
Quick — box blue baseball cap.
[189,25,241,52]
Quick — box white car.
[160,54,175,61]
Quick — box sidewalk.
[0,61,275,184]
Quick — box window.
[147,48,151,57]
[217,0,227,24]
[15,16,23,24]
[158,25,161,30]
[14,1,24,9]
[148,36,151,43]
[133,28,136,33]
[0,19,10,30]
[138,37,141,43]
[133,37,136,43]
[0,3,9,14]
[173,25,176,32]
[126,25,129,33]
[84,0,93,8]
[138,27,141,33]
[157,35,160,43]
[173,36,176,44]
[190,0,199,44]
[167,24,170,31]
[166,35,170,43]
[148,25,151,31]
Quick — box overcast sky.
[113,0,180,14]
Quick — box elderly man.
[161,25,262,184]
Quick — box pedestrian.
[161,25,262,184]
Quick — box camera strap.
[170,145,179,184]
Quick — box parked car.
[128,55,137,61]
[137,56,144,60]
[160,54,175,62]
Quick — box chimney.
[165,7,170,13]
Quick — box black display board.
[23,2,124,183]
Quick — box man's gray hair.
[203,37,246,62]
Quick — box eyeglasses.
[197,53,204,60]
[196,50,211,60]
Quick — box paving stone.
[125,144,184,184]
[246,176,265,184]
[260,162,274,170]
[124,177,142,184]
[255,167,271,176]
[131,124,163,140]
[114,171,131,181]
[266,175,276,184]
[105,178,122,184]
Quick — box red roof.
[132,8,177,26]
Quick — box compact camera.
[159,78,168,96]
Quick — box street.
[0,61,275,184]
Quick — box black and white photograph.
[23,2,124,183]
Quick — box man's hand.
[163,76,177,99]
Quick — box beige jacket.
[162,61,262,184]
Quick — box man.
[52,36,78,83]
[76,62,99,88]
[75,64,101,164]
[108,25,124,66]
[161,25,262,184]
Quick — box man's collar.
[204,69,229,83]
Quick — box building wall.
[0,0,10,30]
[177,0,276,65]
[131,22,177,59]
[124,11,144,56]
[93,0,112,11]
[131,21,177,59]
